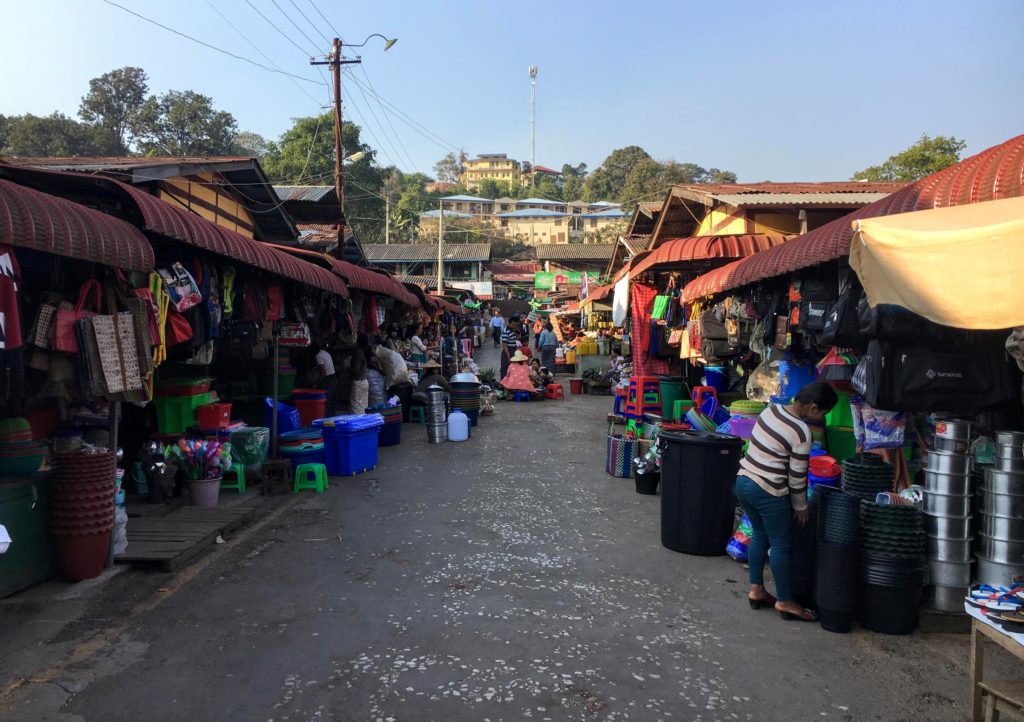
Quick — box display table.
[967,605,1024,721]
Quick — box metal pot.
[926,584,970,613]
[995,430,1024,450]
[923,469,971,496]
[924,490,972,517]
[981,487,1024,518]
[925,451,972,475]
[926,535,974,562]
[924,513,972,539]
[984,468,1024,495]
[426,424,447,444]
[934,419,972,454]
[979,512,1024,541]
[978,534,1024,565]
[975,553,1024,587]
[994,457,1024,473]
[928,558,973,587]
[450,373,479,384]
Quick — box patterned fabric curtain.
[630,283,670,377]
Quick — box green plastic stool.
[293,463,328,493]
[221,465,246,493]
[409,405,426,423]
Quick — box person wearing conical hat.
[500,349,537,394]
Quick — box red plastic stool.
[692,386,718,411]
[545,384,564,400]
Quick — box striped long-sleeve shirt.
[738,404,813,511]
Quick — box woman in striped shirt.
[737,382,837,622]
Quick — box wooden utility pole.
[311,39,361,253]
[437,201,444,296]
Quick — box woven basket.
[606,433,636,478]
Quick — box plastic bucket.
[294,398,327,427]
[703,366,728,392]
[658,377,688,420]
[188,477,222,507]
[634,471,660,495]
[569,379,584,395]
[379,423,401,447]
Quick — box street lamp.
[346,34,398,52]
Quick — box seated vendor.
[530,358,553,386]
[501,350,543,397]
[416,359,450,393]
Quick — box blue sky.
[2,0,1021,182]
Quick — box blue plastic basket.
[264,399,300,433]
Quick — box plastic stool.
[261,459,291,496]
[221,465,246,493]
[612,394,625,415]
[409,405,426,423]
[294,463,328,493]
[514,391,532,402]
[545,384,564,400]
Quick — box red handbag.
[54,280,102,353]
[266,285,283,321]
[165,306,194,347]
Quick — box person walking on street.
[736,381,837,623]
[489,309,504,348]
[538,321,558,374]
[314,342,338,417]
[499,315,521,379]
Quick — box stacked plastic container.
[313,414,384,476]
[976,431,1024,587]
[278,428,325,469]
[153,378,214,434]
[370,405,402,446]
[923,419,973,611]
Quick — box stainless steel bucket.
[984,467,1024,495]
[929,558,973,587]
[981,488,1024,518]
[974,554,1024,587]
[933,419,971,454]
[978,534,1024,565]
[925,450,972,475]
[924,513,972,539]
[923,469,971,496]
[979,512,1024,540]
[924,490,971,517]
[926,584,970,612]
[926,535,974,562]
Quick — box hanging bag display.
[279,322,312,347]
[164,305,194,347]
[89,285,143,395]
[28,293,61,349]
[157,262,202,312]
[822,282,866,348]
[55,280,102,353]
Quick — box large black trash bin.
[660,430,744,555]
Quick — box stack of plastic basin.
[313,414,384,476]
[50,449,116,581]
[816,487,861,633]
[449,380,481,427]
[278,428,325,469]
[291,388,327,426]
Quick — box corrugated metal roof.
[673,181,906,199]
[518,197,566,205]
[441,194,492,202]
[629,234,787,278]
[274,185,335,202]
[708,192,894,207]
[364,243,491,262]
[620,235,650,256]
[535,244,615,260]
[0,156,257,173]
[638,201,662,214]
[682,134,1024,301]
[497,209,568,218]
[589,201,621,208]
[0,179,154,271]
[579,209,627,218]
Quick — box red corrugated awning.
[583,283,613,304]
[0,179,154,271]
[629,234,787,279]
[117,185,347,296]
[363,267,421,307]
[428,295,462,314]
[682,134,1024,302]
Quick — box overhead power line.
[102,0,320,84]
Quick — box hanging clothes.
[612,275,629,326]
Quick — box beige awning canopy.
[850,197,1024,329]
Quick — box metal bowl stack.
[426,385,447,444]
[923,433,974,611]
[976,431,1024,586]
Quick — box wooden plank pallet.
[115,497,265,572]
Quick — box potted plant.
[165,440,233,507]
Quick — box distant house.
[363,243,491,283]
[440,194,495,216]
[534,243,614,276]
[460,154,522,191]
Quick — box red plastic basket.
[196,403,232,429]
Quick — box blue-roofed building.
[440,194,494,216]
[517,197,567,213]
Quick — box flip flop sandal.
[780,608,818,622]
[748,592,778,610]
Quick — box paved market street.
[1,352,974,721]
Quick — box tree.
[131,90,238,156]
[852,134,966,182]
[534,174,562,200]
[78,66,149,152]
[233,130,275,161]
[561,162,587,201]
[434,150,467,184]
[582,145,652,201]
[0,112,120,156]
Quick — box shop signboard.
[534,271,600,290]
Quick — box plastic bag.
[745,359,781,403]
[726,514,753,562]
[862,406,906,451]
[231,427,270,471]
[112,507,129,556]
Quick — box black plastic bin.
[659,430,744,555]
